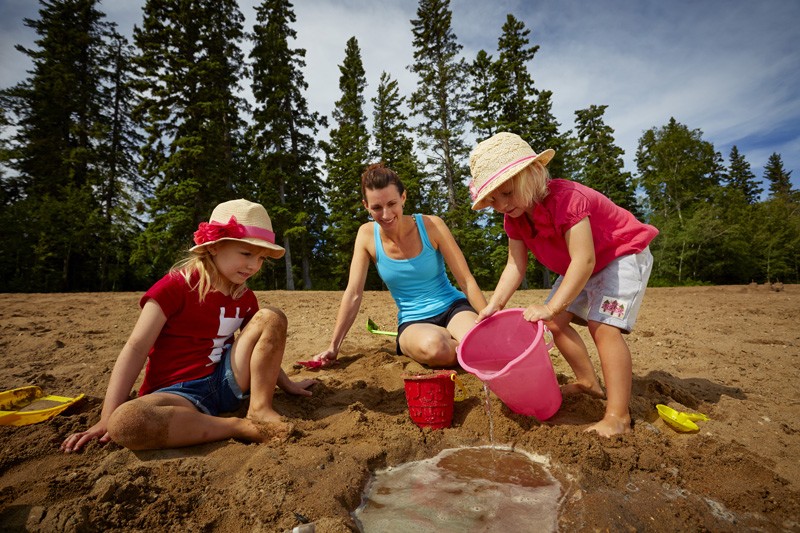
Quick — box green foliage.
[466,50,501,139]
[0,0,145,291]
[320,37,370,288]
[636,118,721,223]
[572,105,640,217]
[2,1,798,293]
[409,0,469,213]
[725,145,762,204]
[764,152,794,199]
[247,0,326,290]
[131,0,248,279]
[371,72,426,215]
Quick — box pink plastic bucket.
[457,308,562,420]
[403,371,456,429]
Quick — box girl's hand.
[522,304,554,322]
[476,302,501,322]
[60,422,111,453]
[283,378,317,397]
[312,349,338,367]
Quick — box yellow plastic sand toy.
[0,386,85,426]
[656,404,710,432]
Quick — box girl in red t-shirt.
[469,132,658,437]
[62,199,315,452]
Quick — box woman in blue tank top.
[312,163,487,367]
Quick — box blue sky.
[2,0,798,193]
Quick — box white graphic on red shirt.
[208,307,245,365]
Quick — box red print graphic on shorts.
[599,297,628,319]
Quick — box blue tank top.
[374,214,466,324]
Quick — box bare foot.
[585,413,631,437]
[240,416,294,443]
[561,381,605,399]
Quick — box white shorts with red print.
[547,247,653,333]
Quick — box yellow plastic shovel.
[656,404,709,432]
[0,386,85,426]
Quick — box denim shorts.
[396,298,476,355]
[153,346,248,415]
[547,247,653,333]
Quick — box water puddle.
[353,446,561,532]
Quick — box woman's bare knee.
[412,336,455,366]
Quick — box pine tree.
[408,0,469,213]
[725,145,762,204]
[131,0,247,280]
[466,50,500,139]
[247,0,326,290]
[0,0,127,291]
[763,152,793,199]
[494,14,538,135]
[371,72,425,215]
[95,28,148,290]
[573,105,639,216]
[320,37,370,288]
[531,90,571,180]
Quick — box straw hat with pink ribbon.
[190,199,285,258]
[468,132,555,210]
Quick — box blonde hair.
[170,247,249,302]
[512,161,551,207]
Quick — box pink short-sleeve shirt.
[504,179,658,275]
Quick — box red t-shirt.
[504,179,658,275]
[138,272,259,395]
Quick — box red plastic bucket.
[403,370,456,429]
[457,308,562,420]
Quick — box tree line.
[1,0,797,293]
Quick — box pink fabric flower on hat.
[193,216,246,246]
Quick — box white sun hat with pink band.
[468,132,555,210]
[190,199,285,258]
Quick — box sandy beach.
[1,285,799,531]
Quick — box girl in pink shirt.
[469,132,658,437]
[61,199,315,452]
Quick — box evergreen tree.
[494,14,538,136]
[95,29,148,290]
[408,0,469,213]
[763,152,793,199]
[0,0,130,291]
[726,145,762,204]
[371,72,425,215]
[247,0,326,290]
[573,105,639,216]
[320,37,370,288]
[466,50,500,139]
[131,0,247,281]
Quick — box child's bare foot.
[585,413,631,437]
[561,381,605,399]
[240,416,294,443]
